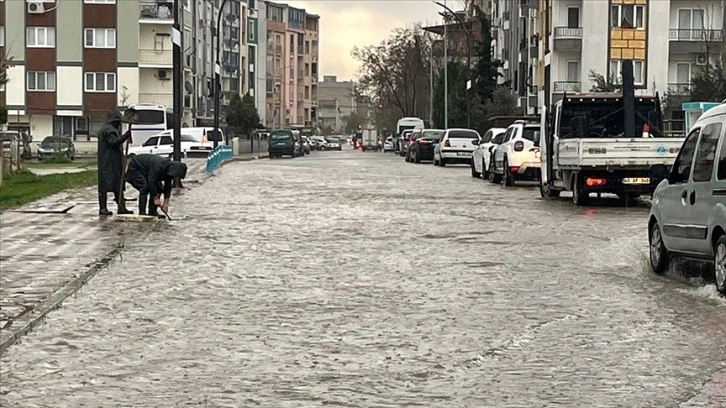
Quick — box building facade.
[317,75,357,132]
[0,0,319,140]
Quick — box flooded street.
[1,150,725,407]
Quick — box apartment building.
[536,0,724,124]
[317,75,357,132]
[263,1,319,129]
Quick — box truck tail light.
[514,141,524,151]
[586,177,607,187]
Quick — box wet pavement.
[0,150,724,407]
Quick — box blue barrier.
[205,145,234,173]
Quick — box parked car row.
[268,129,348,158]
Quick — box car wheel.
[405,152,410,162]
[471,159,480,178]
[414,150,421,163]
[572,173,587,206]
[715,236,726,295]
[440,157,446,167]
[488,161,501,184]
[649,221,669,275]
[482,158,489,179]
[503,159,515,186]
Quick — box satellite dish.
[184,81,194,94]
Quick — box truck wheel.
[572,173,587,206]
[649,221,669,275]
[715,236,726,295]
[503,159,514,186]
[470,159,480,178]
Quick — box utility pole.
[172,0,183,187]
[443,2,448,129]
[435,1,471,128]
[214,0,231,148]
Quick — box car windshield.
[448,130,479,139]
[41,137,71,147]
[271,131,291,140]
[522,127,540,143]
[422,130,444,139]
[180,134,198,142]
[326,138,339,143]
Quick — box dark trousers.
[125,164,158,216]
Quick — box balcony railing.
[138,49,172,66]
[554,27,583,39]
[139,92,173,106]
[669,29,723,41]
[139,3,174,21]
[668,83,691,95]
[554,81,582,93]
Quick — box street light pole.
[172,0,182,162]
[213,0,230,148]
[443,6,448,129]
[435,1,471,128]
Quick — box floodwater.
[1,150,724,407]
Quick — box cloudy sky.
[284,0,453,81]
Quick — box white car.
[433,128,481,166]
[489,120,541,186]
[127,133,212,158]
[383,136,394,152]
[324,137,342,150]
[471,127,506,179]
[647,102,726,295]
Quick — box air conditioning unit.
[27,2,44,14]
[696,54,708,66]
[157,69,171,80]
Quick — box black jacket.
[128,154,188,197]
[97,109,127,193]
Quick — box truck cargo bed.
[555,137,685,169]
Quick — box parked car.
[127,133,210,158]
[404,129,423,162]
[408,129,444,163]
[647,102,726,295]
[291,130,306,156]
[488,120,541,186]
[2,131,32,160]
[268,129,298,158]
[311,136,327,150]
[399,129,414,157]
[383,136,394,152]
[325,136,343,151]
[471,127,506,179]
[432,128,481,166]
[37,136,76,160]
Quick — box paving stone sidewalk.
[0,157,225,354]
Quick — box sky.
[283,0,454,81]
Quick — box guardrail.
[205,145,233,173]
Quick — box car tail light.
[444,139,451,147]
[586,177,607,187]
[514,141,524,151]
[419,140,431,144]
[509,166,520,173]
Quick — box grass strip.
[0,170,97,212]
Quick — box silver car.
[648,103,726,295]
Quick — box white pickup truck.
[361,129,380,151]
[540,93,685,205]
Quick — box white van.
[648,102,726,294]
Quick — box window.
[27,71,56,91]
[84,28,115,48]
[84,72,116,92]
[142,137,159,147]
[267,4,283,22]
[676,63,691,86]
[27,27,55,47]
[719,136,726,180]
[160,136,173,145]
[673,128,700,183]
[611,5,644,28]
[84,0,115,3]
[567,7,580,29]
[304,86,309,99]
[678,9,705,30]
[692,123,722,182]
[0,26,4,47]
[566,61,580,82]
[305,40,310,54]
[610,60,644,85]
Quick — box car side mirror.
[488,146,495,153]
[649,164,669,182]
[472,139,480,145]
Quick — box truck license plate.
[623,177,650,184]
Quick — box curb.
[0,244,125,356]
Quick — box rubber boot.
[138,195,148,216]
[98,193,113,216]
[114,193,134,215]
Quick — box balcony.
[670,29,722,42]
[139,92,172,106]
[668,83,691,96]
[139,3,174,23]
[554,81,582,93]
[553,27,583,52]
[138,49,172,67]
[275,44,283,54]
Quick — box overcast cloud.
[284,0,450,81]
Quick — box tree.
[432,61,470,128]
[472,6,504,102]
[343,111,366,134]
[690,61,726,102]
[352,25,432,120]
[224,93,261,138]
[588,70,619,92]
[483,86,522,118]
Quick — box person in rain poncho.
[97,109,133,216]
[125,154,188,216]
